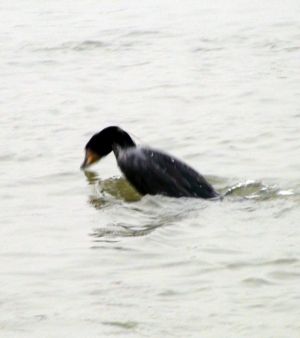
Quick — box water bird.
[81,126,219,199]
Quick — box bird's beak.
[81,149,100,170]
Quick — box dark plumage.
[81,126,219,199]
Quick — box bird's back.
[117,146,219,199]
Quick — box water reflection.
[83,170,141,205]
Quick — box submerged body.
[81,126,219,199]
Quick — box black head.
[81,126,135,169]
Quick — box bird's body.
[81,126,219,199]
[117,146,218,198]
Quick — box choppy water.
[1,1,300,337]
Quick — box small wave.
[227,258,298,270]
[269,270,300,281]
[35,35,155,54]
[36,40,109,52]
[193,46,224,53]
[124,30,160,37]
[90,221,161,240]
[223,180,295,201]
[277,190,294,196]
[242,277,274,287]
[102,321,138,330]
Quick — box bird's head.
[81,126,135,169]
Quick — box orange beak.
[81,149,100,169]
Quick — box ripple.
[223,180,296,201]
[125,30,160,37]
[35,40,109,52]
[228,258,298,270]
[85,172,298,205]
[82,171,300,242]
[193,46,224,53]
[35,35,155,54]
[90,222,161,240]
[102,321,138,330]
[269,271,300,281]
[0,154,14,162]
[242,277,274,287]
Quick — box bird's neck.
[111,130,136,158]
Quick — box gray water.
[1,1,300,337]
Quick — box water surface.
[1,0,300,337]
